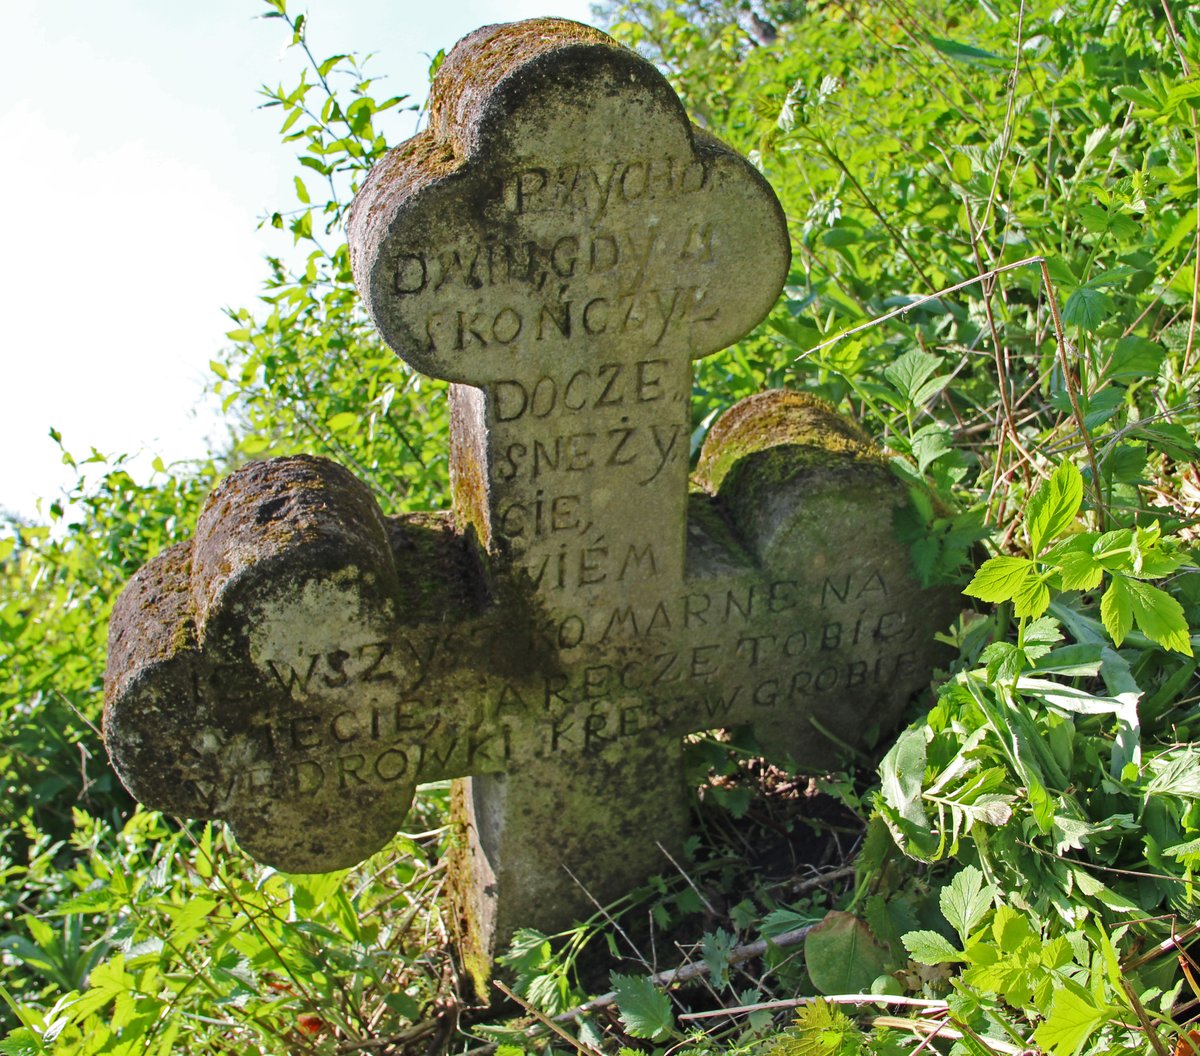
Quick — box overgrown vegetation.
[2,0,1199,1052]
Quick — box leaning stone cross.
[104,19,957,986]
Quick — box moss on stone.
[696,390,877,494]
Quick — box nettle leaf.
[939,866,993,942]
[610,974,674,1040]
[1107,335,1165,379]
[901,929,964,965]
[964,556,1035,605]
[1134,422,1200,461]
[1026,462,1084,554]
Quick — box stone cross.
[104,18,959,990]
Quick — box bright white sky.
[1,0,598,520]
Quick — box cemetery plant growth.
[1,0,1199,1053]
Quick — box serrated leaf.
[910,423,952,473]
[1106,335,1165,379]
[1062,285,1111,330]
[1032,985,1113,1056]
[1026,462,1083,554]
[1100,577,1133,645]
[883,349,943,402]
[901,929,964,965]
[1024,616,1064,647]
[1124,578,1193,655]
[963,556,1035,604]
[982,641,1023,683]
[1055,545,1104,591]
[0,1029,41,1056]
[775,1000,862,1056]
[701,928,737,988]
[610,973,674,1040]
[939,866,992,942]
[1012,573,1051,619]
[762,908,818,938]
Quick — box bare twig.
[679,993,948,1020]
[1037,258,1107,526]
[493,981,604,1056]
[795,254,1045,361]
[462,925,817,1056]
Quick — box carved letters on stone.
[104,18,959,986]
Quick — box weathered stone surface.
[104,17,961,994]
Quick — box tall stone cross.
[104,19,958,988]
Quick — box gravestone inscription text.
[104,18,960,989]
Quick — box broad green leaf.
[1062,285,1111,330]
[1133,422,1200,461]
[1025,462,1083,554]
[991,905,1036,953]
[981,640,1022,683]
[879,728,930,833]
[804,912,890,993]
[925,34,1003,63]
[1012,573,1051,619]
[1100,577,1133,645]
[327,411,359,432]
[610,973,673,1040]
[963,556,1035,605]
[1055,547,1104,591]
[1123,578,1193,655]
[1078,203,1109,234]
[1093,528,1134,573]
[1106,335,1165,379]
[901,929,964,965]
[939,866,992,942]
[1032,985,1113,1056]
[910,423,952,473]
[883,349,942,402]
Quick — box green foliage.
[610,972,676,1040]
[3,0,1200,1053]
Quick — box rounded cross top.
[348,18,790,385]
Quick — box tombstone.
[103,18,960,993]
